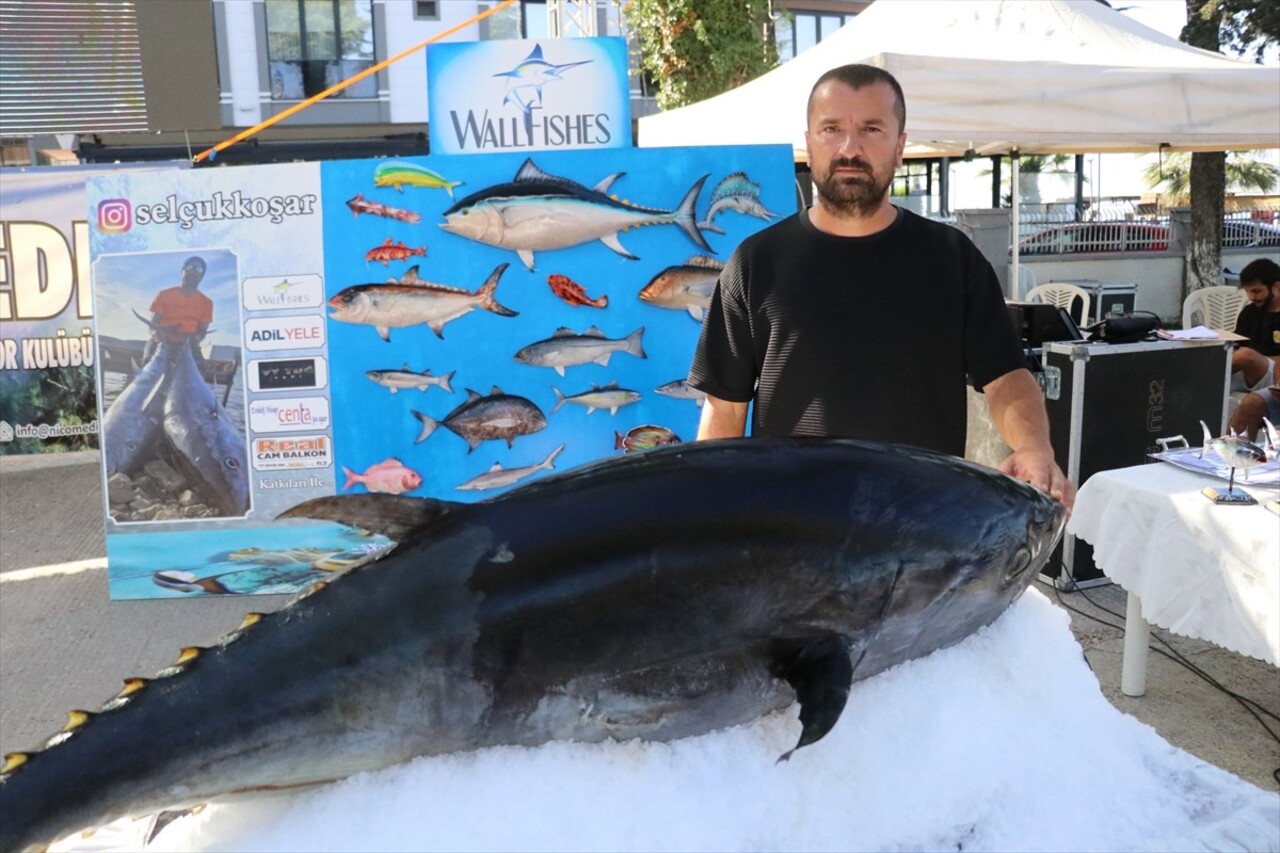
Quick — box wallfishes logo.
[495,44,591,126]
[97,199,132,233]
[274,279,300,293]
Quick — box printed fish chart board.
[87,145,794,598]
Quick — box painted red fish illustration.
[547,273,608,308]
[346,193,422,224]
[365,238,427,266]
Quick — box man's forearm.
[984,368,1053,454]
[696,395,749,440]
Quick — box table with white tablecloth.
[1066,462,1279,696]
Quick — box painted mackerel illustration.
[514,326,646,376]
[0,439,1065,852]
[440,159,713,270]
[328,263,516,342]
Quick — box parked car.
[1222,220,1280,248]
[1013,222,1170,255]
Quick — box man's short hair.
[1238,258,1280,288]
[807,64,906,134]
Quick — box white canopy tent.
[638,0,1280,297]
[638,0,1280,159]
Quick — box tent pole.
[1010,150,1021,300]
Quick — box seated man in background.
[1227,384,1280,443]
[1230,258,1280,393]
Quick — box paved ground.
[1,452,1277,792]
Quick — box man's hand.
[999,448,1075,513]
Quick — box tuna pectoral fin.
[277,494,460,542]
[771,636,853,762]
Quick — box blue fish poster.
[87,144,793,598]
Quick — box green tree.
[1179,0,1277,295]
[1142,150,1279,197]
[618,0,779,110]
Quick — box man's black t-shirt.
[1233,304,1280,356]
[688,206,1025,456]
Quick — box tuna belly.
[498,202,659,251]
[368,293,476,329]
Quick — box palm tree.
[1143,150,1278,198]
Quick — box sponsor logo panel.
[252,434,332,471]
[249,396,331,434]
[248,357,328,392]
[242,274,325,311]
[245,315,326,352]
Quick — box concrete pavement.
[1,452,1276,791]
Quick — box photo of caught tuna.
[697,171,781,234]
[365,364,455,395]
[439,159,714,270]
[615,424,682,453]
[341,457,423,495]
[547,273,608,308]
[514,326,646,376]
[552,382,641,416]
[372,160,463,199]
[345,193,422,224]
[455,443,565,491]
[364,237,426,266]
[412,387,547,451]
[328,263,517,342]
[654,378,708,407]
[638,254,724,321]
[151,542,392,596]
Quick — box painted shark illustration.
[440,159,713,270]
[0,439,1065,852]
[455,444,565,491]
[493,44,591,127]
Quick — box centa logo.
[97,199,132,233]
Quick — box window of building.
[482,0,547,40]
[414,1,440,21]
[266,0,377,100]
[775,10,852,61]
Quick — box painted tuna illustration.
[0,439,1066,852]
[364,365,455,396]
[372,161,462,199]
[514,325,646,376]
[328,263,517,342]
[455,443,565,492]
[440,159,713,271]
[551,382,641,416]
[161,342,250,517]
[411,386,547,450]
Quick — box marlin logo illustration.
[273,279,300,294]
[494,44,591,130]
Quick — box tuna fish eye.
[1006,545,1032,581]
[224,457,240,470]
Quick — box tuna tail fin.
[771,635,854,763]
[341,466,360,490]
[551,386,567,414]
[278,494,460,543]
[412,410,438,444]
[676,174,714,253]
[438,370,455,396]
[478,263,519,317]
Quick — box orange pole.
[193,0,519,164]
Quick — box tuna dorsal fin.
[551,327,577,338]
[685,254,725,270]
[487,462,504,472]
[490,385,504,396]
[277,494,460,543]
[770,635,854,763]
[583,325,606,338]
[401,265,425,285]
[515,158,555,183]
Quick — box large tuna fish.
[440,159,713,271]
[328,264,516,342]
[100,341,174,476]
[161,342,250,517]
[0,439,1065,852]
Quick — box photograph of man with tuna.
[93,249,250,521]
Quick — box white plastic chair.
[1181,286,1245,330]
[1026,283,1091,327]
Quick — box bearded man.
[688,63,1073,511]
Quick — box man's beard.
[813,156,892,217]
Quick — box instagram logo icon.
[97,199,132,233]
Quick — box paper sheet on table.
[1155,327,1247,341]
[1151,446,1280,485]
